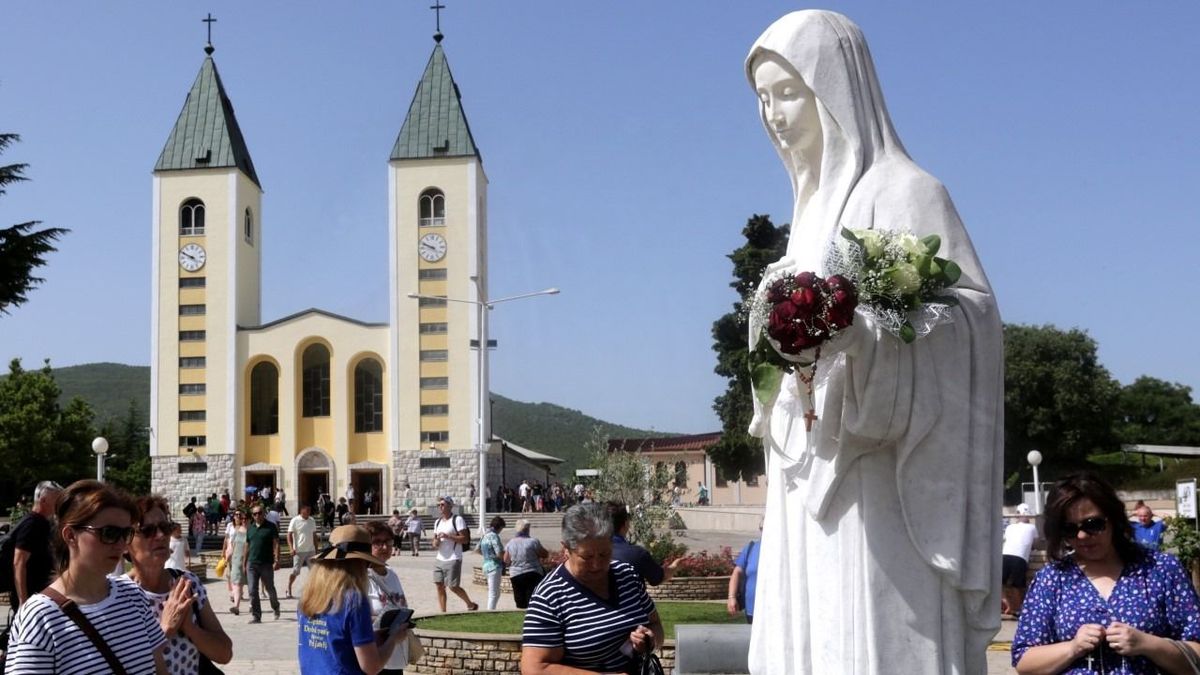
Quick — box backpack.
[456,515,470,551]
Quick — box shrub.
[664,547,736,578]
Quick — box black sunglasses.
[76,525,135,545]
[252,511,264,516]
[136,522,176,538]
[1062,516,1107,538]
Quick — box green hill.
[45,363,669,475]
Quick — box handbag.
[1171,640,1200,675]
[406,631,425,665]
[41,587,128,675]
[636,651,665,675]
[215,557,227,578]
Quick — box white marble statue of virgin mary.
[745,11,1004,674]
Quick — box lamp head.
[91,437,109,456]
[1027,450,1043,467]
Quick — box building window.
[420,350,448,362]
[244,207,254,244]
[179,383,206,395]
[420,431,449,443]
[674,461,688,489]
[179,410,206,421]
[179,277,206,288]
[180,198,205,236]
[418,188,445,227]
[715,466,728,488]
[179,330,206,342]
[420,404,449,416]
[179,304,205,316]
[418,297,447,308]
[419,322,447,334]
[178,462,208,474]
[420,377,448,390]
[418,268,447,280]
[250,361,279,435]
[301,344,331,417]
[180,357,206,369]
[179,435,206,447]
[419,456,451,469]
[354,359,384,433]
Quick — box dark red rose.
[826,274,853,291]
[825,306,855,330]
[767,279,790,304]
[789,287,819,313]
[794,271,819,288]
[768,302,798,336]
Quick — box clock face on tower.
[418,233,447,262]
[178,243,207,272]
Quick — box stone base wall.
[391,449,481,515]
[411,627,676,674]
[645,576,730,601]
[151,454,235,518]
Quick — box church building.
[148,32,529,515]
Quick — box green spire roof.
[391,44,480,161]
[155,56,260,187]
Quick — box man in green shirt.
[245,506,281,623]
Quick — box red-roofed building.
[607,432,765,505]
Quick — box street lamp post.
[1027,449,1043,515]
[408,286,559,533]
[92,436,110,482]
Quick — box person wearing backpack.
[0,480,62,655]
[431,496,478,612]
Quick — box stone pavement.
[205,523,1019,674]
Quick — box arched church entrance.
[348,462,387,515]
[296,448,334,512]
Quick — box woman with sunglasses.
[4,480,167,673]
[224,510,249,613]
[124,495,233,674]
[1013,474,1200,674]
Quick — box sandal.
[229,607,239,615]
[467,602,479,611]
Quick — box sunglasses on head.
[136,522,176,538]
[76,525,135,545]
[1062,516,1107,538]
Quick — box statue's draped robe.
[745,12,1004,674]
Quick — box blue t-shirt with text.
[298,592,376,674]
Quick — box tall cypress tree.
[0,132,67,314]
[708,215,789,481]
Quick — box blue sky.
[3,3,1199,434]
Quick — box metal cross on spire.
[202,13,217,55]
[430,2,446,43]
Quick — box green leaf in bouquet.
[919,234,941,256]
[931,295,960,307]
[914,254,933,277]
[941,260,962,285]
[751,363,785,406]
[899,323,917,344]
[840,227,863,246]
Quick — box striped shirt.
[522,560,655,672]
[5,576,167,674]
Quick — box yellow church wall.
[179,342,205,358]
[345,352,389,466]
[234,172,262,328]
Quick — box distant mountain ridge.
[45,362,673,475]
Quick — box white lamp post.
[1027,449,1043,515]
[92,436,110,482]
[408,286,559,532]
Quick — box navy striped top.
[522,560,655,672]
[5,576,166,674]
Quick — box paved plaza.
[204,523,1019,674]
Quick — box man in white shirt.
[345,484,356,514]
[432,496,478,612]
[1001,503,1038,615]
[519,480,531,513]
[286,505,318,599]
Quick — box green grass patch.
[416,601,741,638]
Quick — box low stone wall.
[645,575,729,601]
[411,625,676,675]
[673,506,763,532]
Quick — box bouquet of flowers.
[749,227,961,429]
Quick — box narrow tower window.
[419,188,445,227]
[244,207,254,244]
[180,198,206,236]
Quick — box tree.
[100,399,152,495]
[0,358,96,504]
[1115,376,1200,447]
[0,133,67,314]
[709,215,789,481]
[1003,324,1120,483]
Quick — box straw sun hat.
[313,525,388,572]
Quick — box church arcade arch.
[295,447,335,513]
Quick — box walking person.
[244,505,281,623]
[503,519,549,609]
[388,510,406,552]
[479,516,506,610]
[287,505,318,599]
[431,497,478,612]
[163,522,190,572]
[405,509,423,557]
[190,506,207,555]
[223,511,249,615]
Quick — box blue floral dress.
[1013,550,1200,674]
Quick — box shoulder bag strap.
[40,587,129,675]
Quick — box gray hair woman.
[520,504,663,674]
[503,518,550,609]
